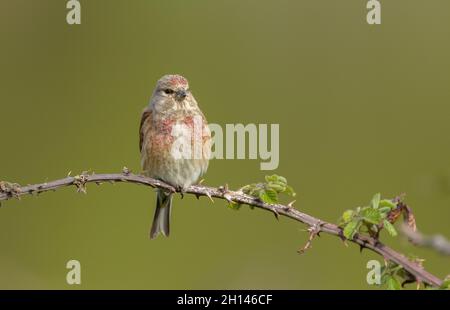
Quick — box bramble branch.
[0,171,444,288]
[401,224,450,256]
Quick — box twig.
[0,172,444,287]
[298,221,323,254]
[401,224,450,256]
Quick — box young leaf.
[241,184,257,196]
[265,175,286,185]
[227,202,241,210]
[341,210,354,223]
[371,193,381,209]
[386,276,401,290]
[276,175,287,185]
[439,279,450,290]
[378,206,392,214]
[343,219,360,240]
[243,175,296,203]
[284,185,296,197]
[267,182,285,193]
[265,188,278,203]
[379,199,397,210]
[361,208,382,224]
[259,189,278,204]
[383,220,398,237]
[264,175,276,183]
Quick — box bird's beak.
[175,90,187,101]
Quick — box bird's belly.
[146,155,207,189]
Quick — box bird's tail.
[150,189,173,239]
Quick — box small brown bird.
[139,75,211,238]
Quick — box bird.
[139,74,211,239]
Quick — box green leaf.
[276,175,287,185]
[284,185,296,197]
[227,202,241,210]
[242,176,296,202]
[341,210,354,223]
[343,219,360,239]
[361,207,382,224]
[439,279,450,290]
[241,184,258,196]
[266,175,287,185]
[265,189,278,202]
[259,189,278,204]
[267,182,285,192]
[379,199,397,210]
[383,220,398,237]
[378,206,392,214]
[371,193,381,209]
[264,175,276,183]
[386,276,401,290]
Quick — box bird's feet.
[176,186,186,199]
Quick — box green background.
[0,0,449,289]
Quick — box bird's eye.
[163,89,174,95]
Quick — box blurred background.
[0,0,449,289]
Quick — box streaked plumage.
[140,75,211,238]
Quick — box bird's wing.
[139,107,152,153]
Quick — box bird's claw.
[176,186,186,199]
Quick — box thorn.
[273,209,279,220]
[359,245,365,253]
[218,184,229,193]
[73,173,88,194]
[219,184,234,205]
[205,191,214,203]
[67,171,72,177]
[195,194,201,200]
[287,200,296,208]
[122,166,131,175]
[223,193,232,203]
[198,179,205,185]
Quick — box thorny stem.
[0,172,444,287]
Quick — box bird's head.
[151,74,197,113]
